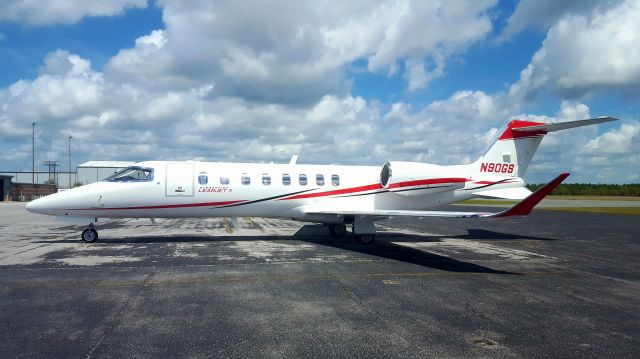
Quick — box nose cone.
[26,197,48,214]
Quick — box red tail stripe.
[499,119,547,140]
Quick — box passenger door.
[165,163,194,197]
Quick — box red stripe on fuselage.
[279,177,468,200]
[66,200,246,211]
[388,177,467,189]
[279,183,383,200]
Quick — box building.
[10,183,57,201]
[0,175,12,201]
[0,175,58,201]
[0,161,136,201]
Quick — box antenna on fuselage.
[289,155,299,165]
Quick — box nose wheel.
[81,223,99,243]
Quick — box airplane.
[26,116,617,243]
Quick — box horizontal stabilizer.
[490,172,569,217]
[512,116,617,133]
[472,187,532,200]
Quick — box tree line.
[526,183,640,196]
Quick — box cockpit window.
[105,166,154,182]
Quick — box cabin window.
[331,174,340,186]
[282,174,291,185]
[106,166,154,182]
[241,174,251,185]
[299,174,307,186]
[316,174,325,186]
[198,172,208,185]
[220,176,230,185]
[262,173,271,185]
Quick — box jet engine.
[379,161,466,196]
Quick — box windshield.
[105,166,154,182]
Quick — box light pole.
[68,136,73,188]
[32,122,36,183]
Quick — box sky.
[0,0,639,184]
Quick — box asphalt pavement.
[0,202,638,358]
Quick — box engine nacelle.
[379,161,466,196]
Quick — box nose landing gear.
[81,223,99,243]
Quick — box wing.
[305,173,569,219]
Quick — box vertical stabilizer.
[468,116,617,178]
[470,120,546,178]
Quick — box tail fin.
[469,116,617,178]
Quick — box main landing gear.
[353,233,375,244]
[327,219,376,244]
[328,223,347,238]
[81,222,99,243]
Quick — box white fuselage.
[26,160,523,222]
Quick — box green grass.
[463,195,640,206]
[546,195,640,201]
[460,198,640,215]
[540,207,640,215]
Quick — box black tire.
[328,224,347,238]
[81,228,99,243]
[354,234,375,244]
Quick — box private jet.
[26,117,617,243]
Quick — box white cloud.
[499,0,622,40]
[584,122,640,154]
[40,49,92,76]
[510,0,640,100]
[5,50,103,121]
[377,90,513,164]
[556,101,591,122]
[106,0,497,101]
[0,0,147,25]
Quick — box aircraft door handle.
[174,187,185,193]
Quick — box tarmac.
[0,202,638,358]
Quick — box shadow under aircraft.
[34,223,534,275]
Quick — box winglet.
[490,173,569,217]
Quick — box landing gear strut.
[81,223,99,243]
[328,223,347,238]
[352,216,376,244]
